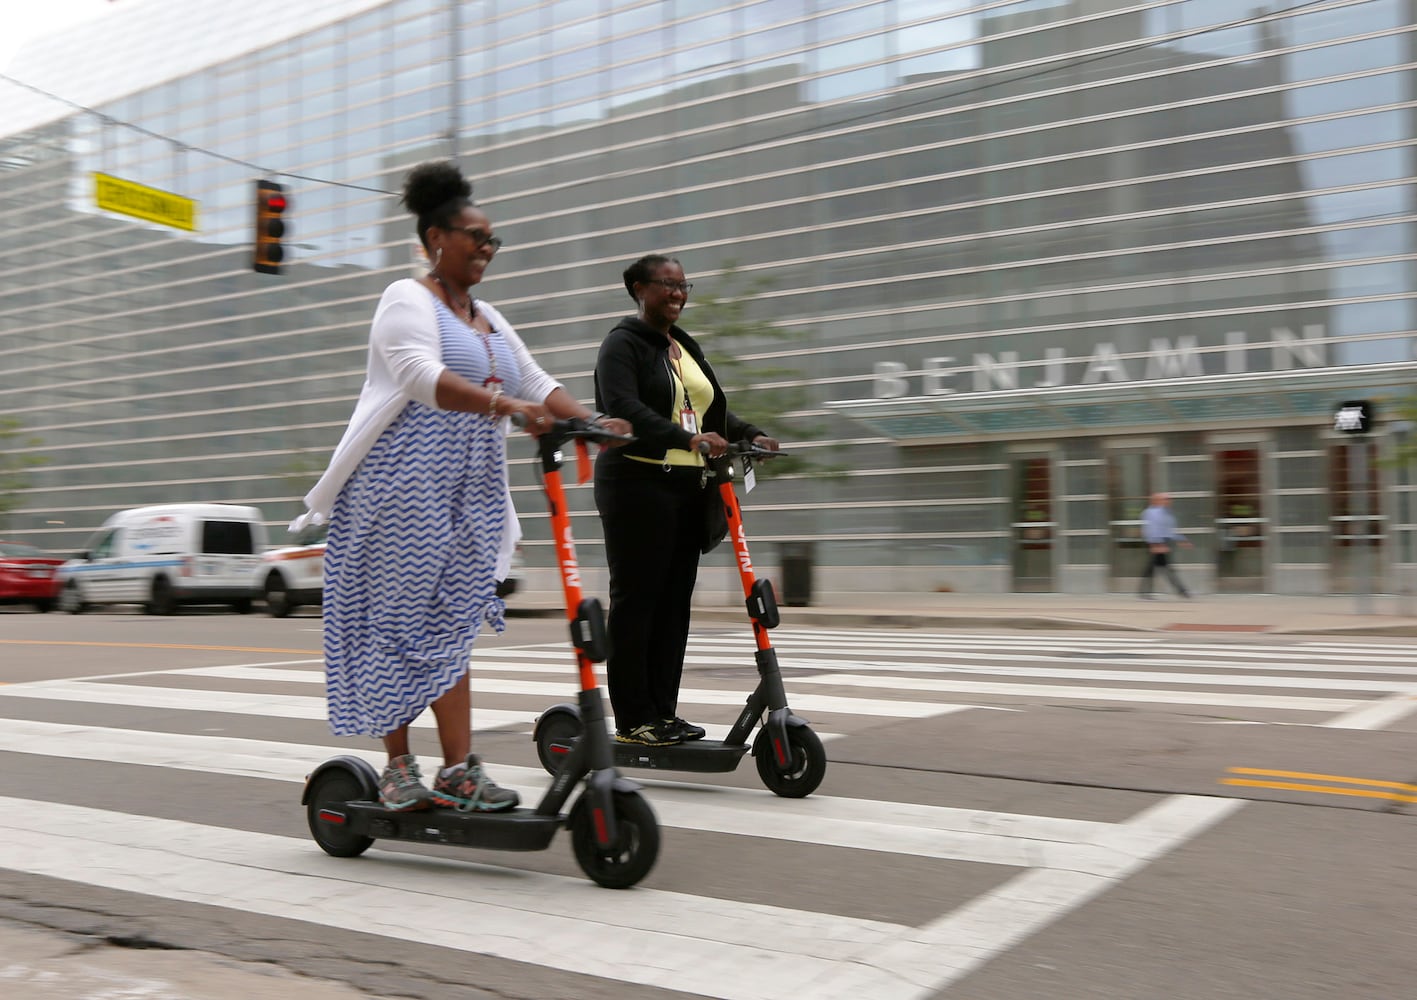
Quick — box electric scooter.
[533,440,827,798]
[303,417,661,889]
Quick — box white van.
[57,503,268,615]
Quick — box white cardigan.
[292,279,561,577]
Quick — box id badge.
[680,408,699,434]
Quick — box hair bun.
[401,161,472,218]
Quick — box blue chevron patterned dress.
[323,299,521,737]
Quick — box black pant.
[595,466,707,729]
[1141,549,1189,596]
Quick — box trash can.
[779,541,815,607]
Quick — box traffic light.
[252,180,288,274]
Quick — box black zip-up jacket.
[593,316,763,475]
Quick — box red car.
[0,540,66,613]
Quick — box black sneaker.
[664,717,706,741]
[615,722,682,746]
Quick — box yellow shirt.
[628,340,712,468]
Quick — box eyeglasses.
[644,279,693,295]
[448,226,503,253]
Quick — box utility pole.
[1351,435,1371,615]
[1334,400,1377,614]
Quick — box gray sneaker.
[431,753,520,812]
[378,754,433,811]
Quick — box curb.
[688,608,1154,632]
[1279,623,1417,638]
[509,599,1417,636]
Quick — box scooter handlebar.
[696,439,789,459]
[510,412,636,446]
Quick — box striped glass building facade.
[1,0,1414,597]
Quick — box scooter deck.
[332,801,562,852]
[613,738,751,773]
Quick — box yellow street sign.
[93,172,198,232]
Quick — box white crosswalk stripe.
[0,719,1116,865]
[0,793,1241,1000]
[1,625,1413,997]
[756,629,1417,723]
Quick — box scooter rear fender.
[301,755,379,805]
[533,702,582,743]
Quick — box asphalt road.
[2,607,1416,999]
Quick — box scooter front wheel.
[306,767,376,858]
[753,724,826,798]
[569,789,660,889]
[535,710,584,775]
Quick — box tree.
[1378,393,1417,470]
[277,447,327,494]
[0,417,49,529]
[688,263,825,475]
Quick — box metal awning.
[824,362,1417,441]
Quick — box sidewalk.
[513,589,1417,636]
[0,919,391,1000]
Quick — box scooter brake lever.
[575,423,636,446]
[732,440,789,460]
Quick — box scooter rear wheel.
[306,768,376,858]
[535,711,584,775]
[753,724,826,798]
[569,789,660,889]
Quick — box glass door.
[1329,439,1384,593]
[1215,447,1266,592]
[1106,450,1154,591]
[1011,455,1054,592]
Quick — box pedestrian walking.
[1139,492,1192,599]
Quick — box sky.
[0,0,116,71]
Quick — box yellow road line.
[1221,778,1417,804]
[0,639,318,655]
[1227,767,1417,794]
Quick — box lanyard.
[670,354,692,412]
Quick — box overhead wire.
[0,0,1341,199]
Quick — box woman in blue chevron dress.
[296,161,631,813]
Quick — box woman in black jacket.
[594,254,779,746]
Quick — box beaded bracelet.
[488,387,503,417]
